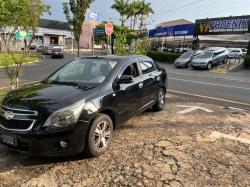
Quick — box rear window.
[139,61,156,74]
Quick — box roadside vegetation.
[244,55,250,68]
[0,0,49,89]
[0,89,7,102]
[147,51,180,63]
[0,52,39,67]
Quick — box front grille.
[0,106,38,131]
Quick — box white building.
[34,19,73,47]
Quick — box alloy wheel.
[94,121,111,149]
[159,89,165,108]
[207,63,212,70]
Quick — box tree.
[111,0,129,26]
[138,0,154,33]
[128,0,142,30]
[21,0,50,54]
[0,0,49,52]
[63,0,95,58]
[0,0,23,51]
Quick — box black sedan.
[0,56,167,157]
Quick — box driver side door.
[113,62,144,124]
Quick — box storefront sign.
[149,24,195,38]
[195,15,250,35]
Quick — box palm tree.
[138,0,154,32]
[111,0,129,26]
[130,0,142,30]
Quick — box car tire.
[223,57,228,64]
[87,114,113,157]
[152,88,166,111]
[207,62,212,70]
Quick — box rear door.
[138,60,162,107]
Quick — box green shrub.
[133,38,151,55]
[147,51,180,63]
[244,55,250,68]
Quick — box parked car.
[241,48,247,56]
[21,44,36,51]
[0,56,167,157]
[191,47,229,70]
[228,48,246,59]
[36,46,52,55]
[174,50,203,68]
[51,48,64,58]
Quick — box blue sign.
[94,29,105,35]
[149,24,195,38]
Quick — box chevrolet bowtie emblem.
[0,110,14,120]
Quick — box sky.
[42,0,250,29]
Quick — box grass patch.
[0,88,8,102]
[0,52,39,67]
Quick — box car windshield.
[197,51,213,58]
[242,49,247,52]
[179,51,193,58]
[45,58,118,85]
[52,48,62,52]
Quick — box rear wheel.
[152,88,166,111]
[87,114,113,157]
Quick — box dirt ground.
[0,94,249,187]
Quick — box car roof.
[205,47,227,52]
[80,55,152,63]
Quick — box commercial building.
[149,16,250,51]
[149,19,195,51]
[0,19,93,51]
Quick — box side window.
[139,61,156,74]
[121,63,140,78]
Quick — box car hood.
[1,83,98,112]
[175,57,190,64]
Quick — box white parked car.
[191,47,229,70]
[228,48,246,59]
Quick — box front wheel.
[223,57,228,64]
[87,114,113,157]
[152,88,166,111]
[186,62,191,68]
[207,62,212,70]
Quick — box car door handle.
[139,83,143,89]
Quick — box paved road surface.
[159,63,250,108]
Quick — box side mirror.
[118,75,134,84]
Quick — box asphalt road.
[158,63,250,108]
[7,52,250,109]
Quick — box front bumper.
[191,63,207,68]
[175,62,188,68]
[52,53,63,57]
[0,121,89,157]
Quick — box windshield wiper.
[48,80,94,90]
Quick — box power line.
[154,0,206,16]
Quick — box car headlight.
[43,100,85,128]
